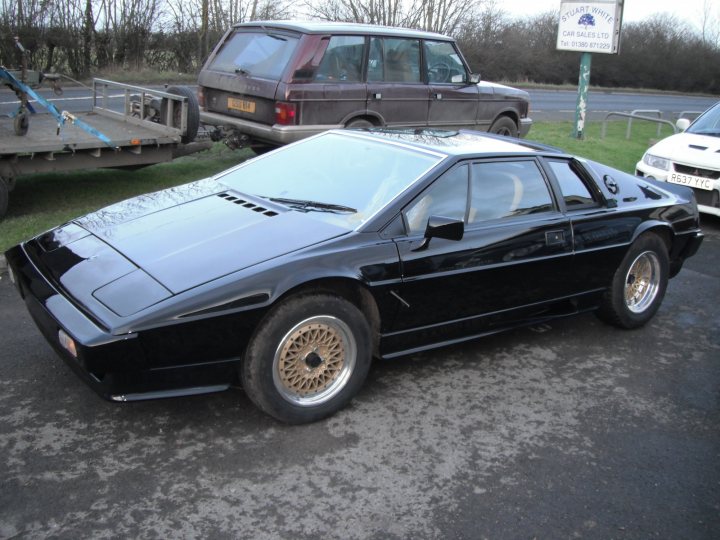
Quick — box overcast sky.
[500,0,719,30]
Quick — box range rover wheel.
[241,294,372,424]
[489,116,518,137]
[596,233,669,329]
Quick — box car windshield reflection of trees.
[219,133,443,228]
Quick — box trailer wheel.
[14,112,29,136]
[163,86,200,144]
[0,178,9,219]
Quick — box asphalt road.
[529,89,718,121]
[1,217,719,538]
[1,84,718,122]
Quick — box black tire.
[14,112,29,136]
[596,233,669,329]
[345,118,374,129]
[0,178,8,219]
[241,293,372,424]
[488,116,518,137]
[163,86,200,143]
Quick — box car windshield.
[688,102,720,136]
[208,31,299,80]
[217,132,444,228]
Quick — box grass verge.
[0,145,251,252]
[0,121,671,253]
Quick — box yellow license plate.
[228,97,256,114]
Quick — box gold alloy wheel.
[624,250,661,314]
[273,315,356,406]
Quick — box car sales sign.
[557,0,623,54]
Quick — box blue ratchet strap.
[60,111,117,148]
[1,67,117,149]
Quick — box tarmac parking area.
[1,219,718,539]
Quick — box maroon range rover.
[198,21,532,151]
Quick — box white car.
[636,102,720,217]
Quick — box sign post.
[574,52,592,138]
[557,0,624,139]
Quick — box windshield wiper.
[235,67,250,76]
[266,197,357,214]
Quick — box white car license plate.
[667,172,714,191]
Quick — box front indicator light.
[58,329,78,358]
[643,153,671,171]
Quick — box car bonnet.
[71,184,350,295]
[648,132,720,170]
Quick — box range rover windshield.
[208,31,299,80]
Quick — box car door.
[366,36,429,127]
[387,158,574,353]
[424,40,480,130]
[291,35,368,126]
[542,158,634,292]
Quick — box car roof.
[231,20,453,41]
[334,129,563,157]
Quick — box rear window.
[208,31,299,80]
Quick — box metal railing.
[92,78,187,137]
[678,110,702,121]
[601,109,704,140]
[601,111,679,139]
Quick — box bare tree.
[304,0,482,33]
[698,0,720,47]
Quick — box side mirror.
[412,215,464,252]
[425,215,464,241]
[469,73,481,84]
[676,118,690,132]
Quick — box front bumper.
[5,243,235,401]
[636,161,720,217]
[519,117,533,138]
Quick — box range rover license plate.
[228,97,256,114]
[667,172,713,191]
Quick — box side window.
[469,161,554,223]
[546,160,597,208]
[314,36,365,82]
[424,41,468,84]
[405,165,469,234]
[368,37,421,83]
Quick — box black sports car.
[5,129,704,423]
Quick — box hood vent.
[217,193,279,217]
[689,144,708,150]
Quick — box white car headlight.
[643,153,671,171]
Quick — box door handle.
[372,92,382,100]
[433,93,443,100]
[545,230,566,246]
